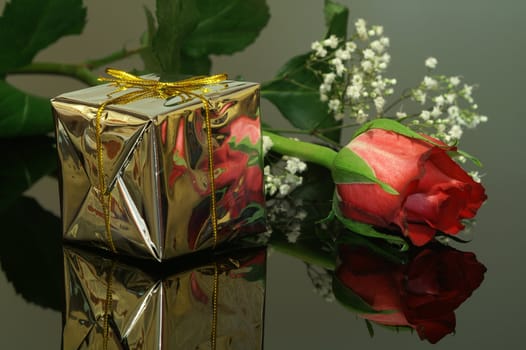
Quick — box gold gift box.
[62,246,266,349]
[52,77,266,260]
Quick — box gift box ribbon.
[95,68,228,253]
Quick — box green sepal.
[353,118,443,147]
[332,147,398,195]
[451,148,483,167]
[332,193,409,250]
[332,275,394,314]
[365,320,375,338]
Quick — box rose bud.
[336,129,486,246]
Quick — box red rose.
[336,244,486,343]
[336,129,487,246]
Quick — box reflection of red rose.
[336,129,487,246]
[188,115,264,248]
[336,244,486,343]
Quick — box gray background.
[1,0,525,349]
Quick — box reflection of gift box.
[52,75,265,260]
[62,246,266,349]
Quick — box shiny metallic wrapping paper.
[62,246,266,349]
[52,79,266,260]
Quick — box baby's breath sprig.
[309,18,397,125]
[308,18,487,145]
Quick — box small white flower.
[311,41,327,57]
[363,48,375,59]
[345,41,357,52]
[355,18,368,40]
[319,83,331,94]
[361,60,373,72]
[380,53,391,64]
[420,110,431,121]
[330,58,346,76]
[328,98,341,112]
[356,110,368,124]
[320,94,328,102]
[413,89,427,104]
[445,93,456,104]
[379,37,390,47]
[374,96,385,113]
[469,171,482,183]
[431,106,442,117]
[323,72,336,84]
[352,74,363,85]
[435,95,445,106]
[262,136,273,155]
[279,184,291,197]
[448,105,460,118]
[323,35,339,49]
[425,57,438,69]
[423,76,438,89]
[346,85,361,99]
[396,111,407,119]
[448,125,463,139]
[373,25,384,36]
[450,76,461,86]
[370,40,384,53]
[335,48,351,60]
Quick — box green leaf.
[332,194,409,249]
[152,0,199,75]
[0,0,86,73]
[261,53,341,142]
[0,80,54,137]
[0,135,57,212]
[332,147,398,195]
[353,118,442,147]
[324,0,349,39]
[182,0,270,57]
[333,275,390,314]
[140,5,162,73]
[451,149,483,167]
[337,233,409,265]
[180,52,212,75]
[0,196,62,311]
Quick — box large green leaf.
[0,0,86,73]
[182,0,270,57]
[324,0,349,39]
[332,147,398,194]
[0,80,54,137]
[0,196,62,311]
[152,0,199,75]
[0,135,57,212]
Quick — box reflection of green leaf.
[182,0,270,57]
[0,0,86,73]
[323,0,349,39]
[332,194,409,249]
[332,275,390,314]
[0,196,62,311]
[228,136,260,166]
[0,80,54,137]
[332,147,398,194]
[0,135,57,212]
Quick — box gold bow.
[95,68,228,253]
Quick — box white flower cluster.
[263,136,307,198]
[310,19,397,124]
[408,58,488,144]
[266,197,308,243]
[306,264,335,302]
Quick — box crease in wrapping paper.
[52,75,266,260]
[62,246,267,349]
